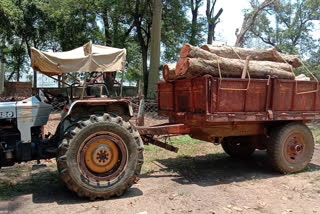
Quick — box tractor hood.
[30,42,126,76]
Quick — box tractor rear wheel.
[56,113,144,199]
[221,136,256,158]
[267,122,314,174]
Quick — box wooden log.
[175,57,295,80]
[200,44,302,68]
[180,44,294,72]
[163,63,183,82]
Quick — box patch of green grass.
[0,163,58,200]
[142,135,225,174]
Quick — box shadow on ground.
[145,150,320,186]
[0,166,142,207]
[1,149,319,208]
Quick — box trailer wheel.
[268,122,314,174]
[221,137,256,158]
[56,113,144,199]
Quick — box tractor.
[0,43,144,200]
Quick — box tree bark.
[175,57,295,80]
[206,0,223,44]
[0,62,4,94]
[103,72,116,92]
[163,63,183,82]
[133,0,151,97]
[147,0,162,99]
[189,0,201,45]
[200,44,302,68]
[181,44,295,72]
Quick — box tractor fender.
[64,99,133,120]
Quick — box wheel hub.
[78,132,128,182]
[285,134,306,163]
[84,137,119,174]
[92,145,112,166]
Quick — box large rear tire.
[221,136,256,158]
[267,122,314,174]
[56,113,144,199]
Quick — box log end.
[200,44,210,51]
[163,64,169,81]
[179,43,192,58]
[175,57,189,75]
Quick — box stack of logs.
[163,44,302,82]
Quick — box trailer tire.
[221,137,256,158]
[267,122,314,174]
[56,113,144,199]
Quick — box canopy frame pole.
[47,75,71,87]
[80,72,104,100]
[120,70,124,97]
[67,73,80,83]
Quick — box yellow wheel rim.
[84,138,119,173]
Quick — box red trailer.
[137,75,318,174]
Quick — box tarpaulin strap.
[217,46,250,91]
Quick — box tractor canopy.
[30,42,126,76]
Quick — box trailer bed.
[158,75,320,122]
[156,75,320,142]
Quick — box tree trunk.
[0,62,4,94]
[142,46,148,97]
[200,44,302,68]
[175,57,295,80]
[181,44,295,71]
[206,0,223,44]
[189,0,201,46]
[137,62,144,96]
[190,11,198,46]
[147,0,162,99]
[102,9,112,46]
[163,63,183,82]
[62,74,66,88]
[103,72,116,92]
[17,68,20,82]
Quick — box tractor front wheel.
[56,113,144,199]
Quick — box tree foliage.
[245,0,320,55]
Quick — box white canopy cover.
[31,42,126,76]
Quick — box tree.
[205,0,223,44]
[147,0,162,99]
[189,0,206,46]
[161,0,190,62]
[235,0,276,47]
[248,0,320,55]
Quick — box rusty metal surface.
[157,76,320,140]
[136,123,190,136]
[141,135,179,153]
[272,79,320,111]
[157,76,320,122]
[78,132,128,182]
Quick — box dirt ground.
[0,113,319,214]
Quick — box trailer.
[137,75,317,174]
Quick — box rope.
[276,51,295,75]
[277,50,318,94]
